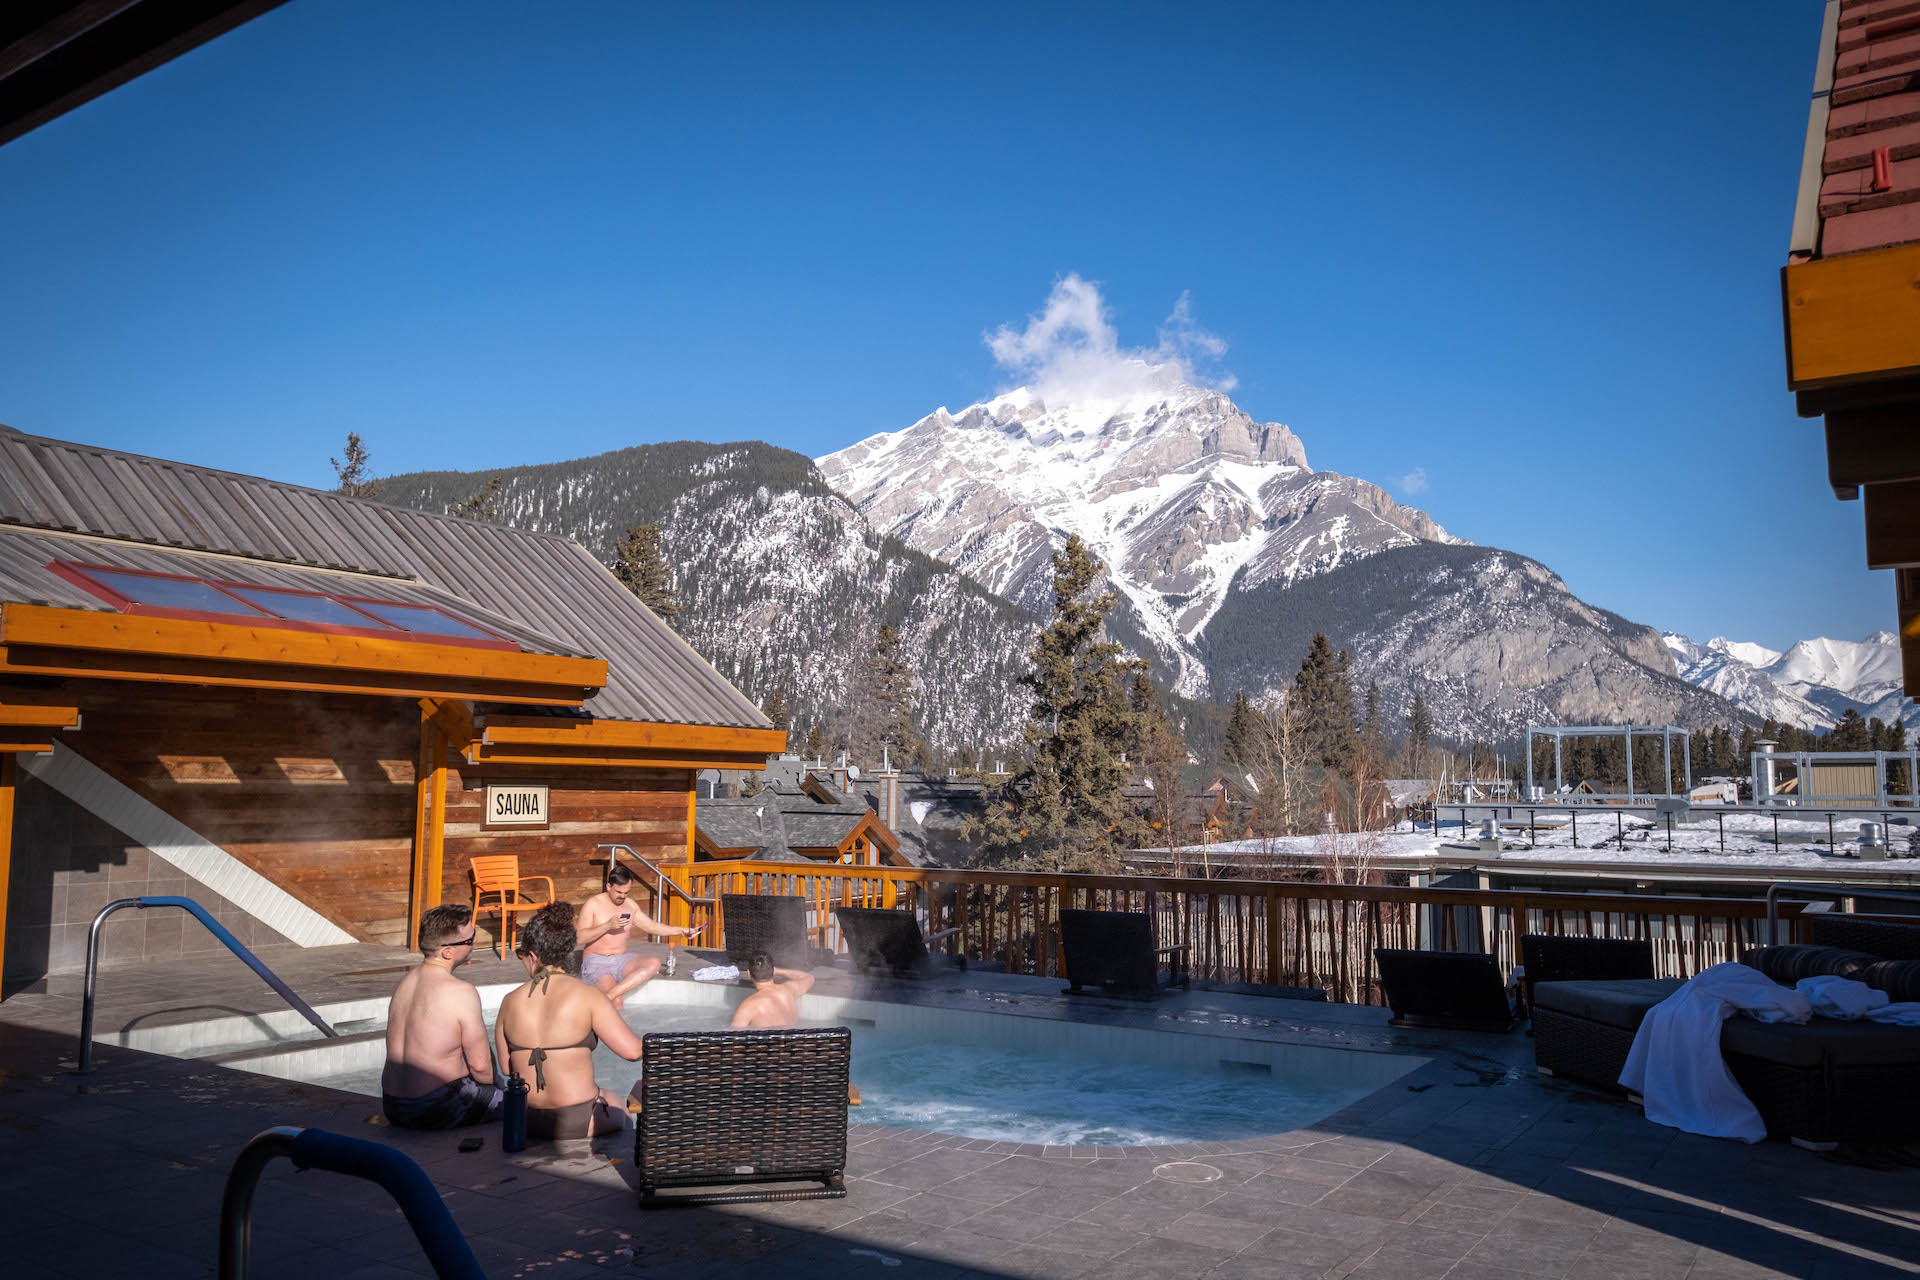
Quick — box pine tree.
[968,534,1135,869]
[1224,692,1261,768]
[870,623,917,764]
[802,720,828,761]
[613,524,679,622]
[1408,690,1433,756]
[1832,708,1870,751]
[1290,635,1357,771]
[331,433,379,499]
[449,475,505,522]
[1360,681,1385,760]
[762,688,791,733]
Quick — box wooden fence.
[657,861,1798,1005]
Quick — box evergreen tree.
[762,688,791,733]
[802,720,828,761]
[1360,681,1385,761]
[1831,708,1871,751]
[613,524,679,622]
[331,432,379,499]
[869,622,917,764]
[1408,690,1433,756]
[448,475,505,522]
[1224,692,1261,768]
[1290,635,1357,771]
[968,534,1135,868]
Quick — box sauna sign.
[485,784,549,827]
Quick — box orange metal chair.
[469,855,555,957]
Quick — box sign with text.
[485,784,549,827]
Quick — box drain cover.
[1152,1161,1223,1183]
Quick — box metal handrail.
[221,1127,483,1280]
[1765,882,1920,943]
[598,842,716,907]
[78,896,336,1074]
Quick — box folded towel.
[1866,1002,1920,1026]
[1795,975,1890,1020]
[692,964,740,983]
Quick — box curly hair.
[517,901,578,970]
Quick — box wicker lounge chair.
[1532,944,1920,1146]
[1373,948,1518,1032]
[1807,914,1920,960]
[1059,908,1189,999]
[720,893,811,971]
[832,906,959,978]
[1517,935,1653,1015]
[633,1026,850,1205]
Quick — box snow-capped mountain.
[821,378,1741,738]
[1663,631,1917,733]
[818,381,1456,697]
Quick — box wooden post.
[407,707,448,950]
[0,755,14,986]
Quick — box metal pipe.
[80,897,335,1075]
[221,1127,484,1280]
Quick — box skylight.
[48,562,520,652]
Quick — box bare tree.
[331,433,379,499]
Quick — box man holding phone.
[577,863,702,1009]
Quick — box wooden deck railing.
[657,861,1800,1005]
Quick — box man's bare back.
[730,955,815,1028]
[384,962,491,1096]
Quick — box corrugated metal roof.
[0,430,770,729]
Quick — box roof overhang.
[0,701,79,753]
[1,2,290,148]
[0,603,606,704]
[472,715,786,771]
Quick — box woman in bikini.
[494,902,644,1140]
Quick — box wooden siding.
[2,679,695,948]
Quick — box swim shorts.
[581,952,634,986]
[382,1075,504,1130]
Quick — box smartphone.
[458,1137,483,1153]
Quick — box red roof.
[1808,0,1920,258]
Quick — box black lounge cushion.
[1723,1015,1920,1068]
[1373,949,1516,1030]
[1859,959,1920,1003]
[1530,978,1684,1030]
[1738,945,1877,984]
[1808,916,1920,961]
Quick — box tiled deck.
[1,945,1915,1280]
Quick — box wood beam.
[408,709,449,949]
[1783,242,1920,389]
[479,718,784,757]
[1825,404,1920,499]
[0,755,12,988]
[467,747,778,772]
[0,704,80,730]
[0,645,591,705]
[1901,569,1920,698]
[0,604,606,692]
[1864,479,1920,569]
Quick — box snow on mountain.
[1663,630,1917,733]
[819,378,1457,697]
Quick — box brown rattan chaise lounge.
[719,893,812,972]
[1059,908,1189,999]
[832,906,959,978]
[1373,948,1518,1032]
[634,1026,851,1205]
[1517,934,1654,1016]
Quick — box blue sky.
[0,1,1872,652]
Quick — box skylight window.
[47,561,520,652]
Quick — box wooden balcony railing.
[657,861,1800,1006]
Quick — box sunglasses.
[444,933,477,948]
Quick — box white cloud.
[1399,467,1430,495]
[984,274,1236,407]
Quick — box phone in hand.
[685,925,704,940]
[619,912,632,922]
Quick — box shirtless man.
[577,864,700,1009]
[381,904,501,1130]
[729,951,816,1028]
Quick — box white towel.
[692,964,740,983]
[1619,962,1812,1144]
[1866,1002,1920,1026]
[1794,975,1889,1020]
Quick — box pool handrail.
[220,1126,484,1280]
[78,895,337,1075]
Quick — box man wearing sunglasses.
[382,904,504,1130]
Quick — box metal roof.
[0,429,770,729]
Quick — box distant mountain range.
[1662,631,1917,735]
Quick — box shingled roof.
[0,428,769,729]
[1794,1,1920,261]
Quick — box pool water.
[299,984,1414,1147]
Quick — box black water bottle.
[502,1074,528,1153]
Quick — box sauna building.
[0,428,783,992]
